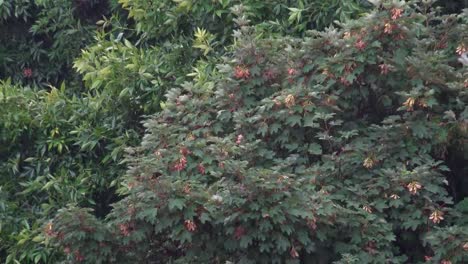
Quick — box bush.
[1,0,372,262]
[47,1,468,263]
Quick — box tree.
[1,0,370,262]
[47,1,468,263]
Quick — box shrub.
[47,1,468,263]
[1,0,371,262]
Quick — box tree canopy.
[1,0,467,263]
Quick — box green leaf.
[308,143,322,155]
[240,235,253,248]
[286,115,302,126]
[168,198,185,211]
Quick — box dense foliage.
[0,0,119,86]
[47,1,468,263]
[1,0,370,262]
[1,0,467,263]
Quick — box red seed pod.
[74,250,85,262]
[119,223,131,237]
[287,68,297,76]
[391,8,403,20]
[184,220,197,232]
[180,147,190,156]
[290,247,299,258]
[355,39,367,50]
[234,226,246,240]
[378,64,390,75]
[236,134,244,144]
[197,164,206,174]
[234,66,250,79]
[63,246,71,254]
[23,68,33,78]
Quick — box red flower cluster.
[184,220,197,232]
[290,247,299,258]
[179,147,191,156]
[74,250,85,262]
[63,246,71,254]
[173,156,187,172]
[287,68,297,76]
[183,184,191,194]
[119,223,132,237]
[234,226,245,240]
[394,33,405,40]
[44,222,58,237]
[236,134,244,144]
[355,39,367,51]
[339,76,351,86]
[379,63,390,75]
[384,23,397,34]
[307,218,317,230]
[197,163,206,174]
[391,8,403,20]
[456,44,467,55]
[234,66,250,79]
[23,68,33,78]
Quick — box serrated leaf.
[308,143,322,155]
[168,198,185,211]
